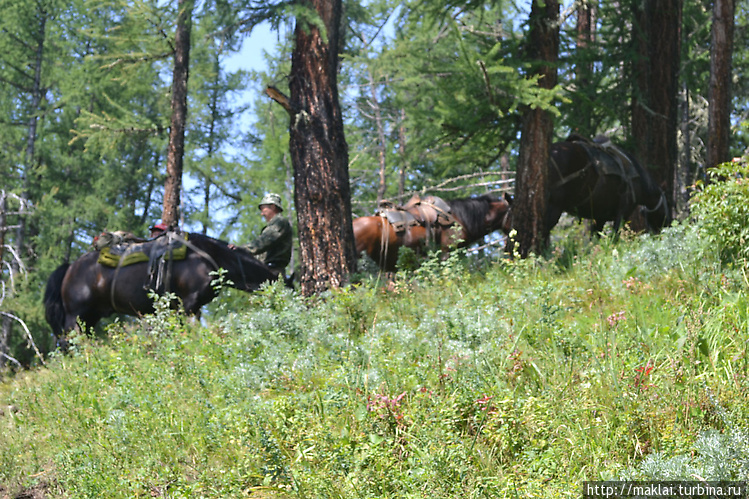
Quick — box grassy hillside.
[2,221,749,498]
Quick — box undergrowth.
[1,220,748,497]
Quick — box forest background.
[1,0,749,362]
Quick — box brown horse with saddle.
[545,134,670,242]
[44,230,286,349]
[353,194,512,272]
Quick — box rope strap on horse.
[642,191,666,214]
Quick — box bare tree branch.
[0,312,45,366]
[0,351,21,368]
[265,86,294,116]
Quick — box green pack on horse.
[44,231,287,349]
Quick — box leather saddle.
[376,195,455,234]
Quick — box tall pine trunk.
[631,0,681,221]
[512,0,559,257]
[289,0,355,296]
[163,0,193,227]
[574,0,595,137]
[706,0,735,170]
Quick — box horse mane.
[446,195,498,240]
[185,232,279,284]
[186,232,262,266]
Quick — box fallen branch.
[429,179,515,193]
[0,311,45,366]
[0,351,21,368]
[467,237,506,254]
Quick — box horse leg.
[543,206,564,248]
[175,264,215,316]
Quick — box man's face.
[259,204,277,221]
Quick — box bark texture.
[512,0,559,257]
[706,0,735,170]
[163,0,193,227]
[631,0,681,221]
[289,0,355,296]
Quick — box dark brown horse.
[353,194,512,272]
[545,135,669,242]
[44,232,283,347]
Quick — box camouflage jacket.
[244,215,292,269]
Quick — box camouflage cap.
[259,193,284,212]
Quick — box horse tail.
[44,263,70,337]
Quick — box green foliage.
[3,227,749,497]
[690,159,749,267]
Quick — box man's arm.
[246,217,290,254]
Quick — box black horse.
[44,232,285,346]
[545,135,669,242]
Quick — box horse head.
[640,189,670,233]
[483,193,513,235]
[498,192,513,234]
[631,159,671,233]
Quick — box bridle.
[641,191,666,214]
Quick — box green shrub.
[690,159,749,267]
[4,222,749,498]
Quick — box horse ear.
[504,192,514,205]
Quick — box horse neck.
[450,196,510,243]
[637,174,664,210]
[447,198,490,242]
[627,158,663,210]
[216,248,276,291]
[187,233,271,290]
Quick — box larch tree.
[163,0,195,227]
[267,0,355,296]
[512,0,559,257]
[631,0,682,221]
[0,0,54,362]
[706,0,736,170]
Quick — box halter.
[642,191,666,214]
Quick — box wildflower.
[607,311,626,327]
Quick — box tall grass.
[1,221,748,497]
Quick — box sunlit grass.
[1,221,748,497]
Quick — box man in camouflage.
[232,193,292,275]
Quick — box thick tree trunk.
[512,0,559,257]
[163,0,193,227]
[631,0,681,222]
[289,0,355,296]
[706,0,735,170]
